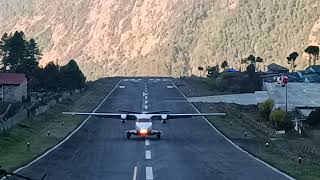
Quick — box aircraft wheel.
[127,132,131,139]
[156,132,161,139]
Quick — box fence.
[0,109,27,134]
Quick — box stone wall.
[3,85,22,102]
[2,81,27,102]
[0,109,27,133]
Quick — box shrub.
[258,99,275,121]
[270,109,293,130]
[306,108,320,126]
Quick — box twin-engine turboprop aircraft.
[63,110,226,139]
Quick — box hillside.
[0,0,319,79]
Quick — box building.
[305,65,320,74]
[267,63,289,74]
[304,73,320,83]
[0,73,27,102]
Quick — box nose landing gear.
[156,132,161,139]
[126,132,131,139]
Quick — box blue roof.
[227,69,238,72]
[309,65,320,73]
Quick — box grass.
[193,102,320,180]
[0,103,9,115]
[175,78,320,180]
[0,78,119,171]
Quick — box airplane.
[63,110,226,139]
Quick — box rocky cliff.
[0,0,319,79]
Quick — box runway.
[9,78,292,180]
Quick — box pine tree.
[0,31,42,77]
[221,61,228,70]
[0,33,9,70]
[25,38,42,76]
[43,62,60,91]
[59,59,86,90]
[6,31,28,73]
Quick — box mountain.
[0,0,319,79]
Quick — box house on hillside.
[0,73,27,102]
[304,74,320,83]
[305,65,320,74]
[267,63,289,74]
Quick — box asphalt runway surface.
[9,78,292,180]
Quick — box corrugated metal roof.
[0,73,27,85]
[267,63,289,71]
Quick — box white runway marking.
[119,86,125,89]
[167,86,174,89]
[145,150,151,160]
[170,80,294,180]
[145,105,148,110]
[133,166,138,180]
[3,81,122,179]
[303,87,320,95]
[146,167,153,180]
[145,100,148,104]
[145,139,150,146]
[145,96,148,100]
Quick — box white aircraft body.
[63,111,226,139]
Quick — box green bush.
[258,99,275,121]
[270,109,293,131]
[306,108,320,126]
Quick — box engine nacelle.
[161,114,168,124]
[121,114,127,124]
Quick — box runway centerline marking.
[133,166,138,180]
[146,167,153,180]
[145,105,148,110]
[145,100,148,104]
[145,139,150,146]
[146,150,151,160]
[145,96,148,100]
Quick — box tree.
[247,55,256,64]
[59,59,86,90]
[246,64,256,78]
[42,62,60,91]
[240,58,247,72]
[207,65,219,78]
[0,33,9,70]
[243,55,258,71]
[305,46,319,66]
[306,108,320,126]
[221,61,228,71]
[25,38,42,75]
[0,31,41,77]
[6,31,29,72]
[270,109,293,130]
[258,99,275,121]
[287,52,299,72]
[198,66,204,77]
[255,56,264,71]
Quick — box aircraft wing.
[62,112,128,118]
[151,113,226,120]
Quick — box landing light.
[140,129,148,134]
